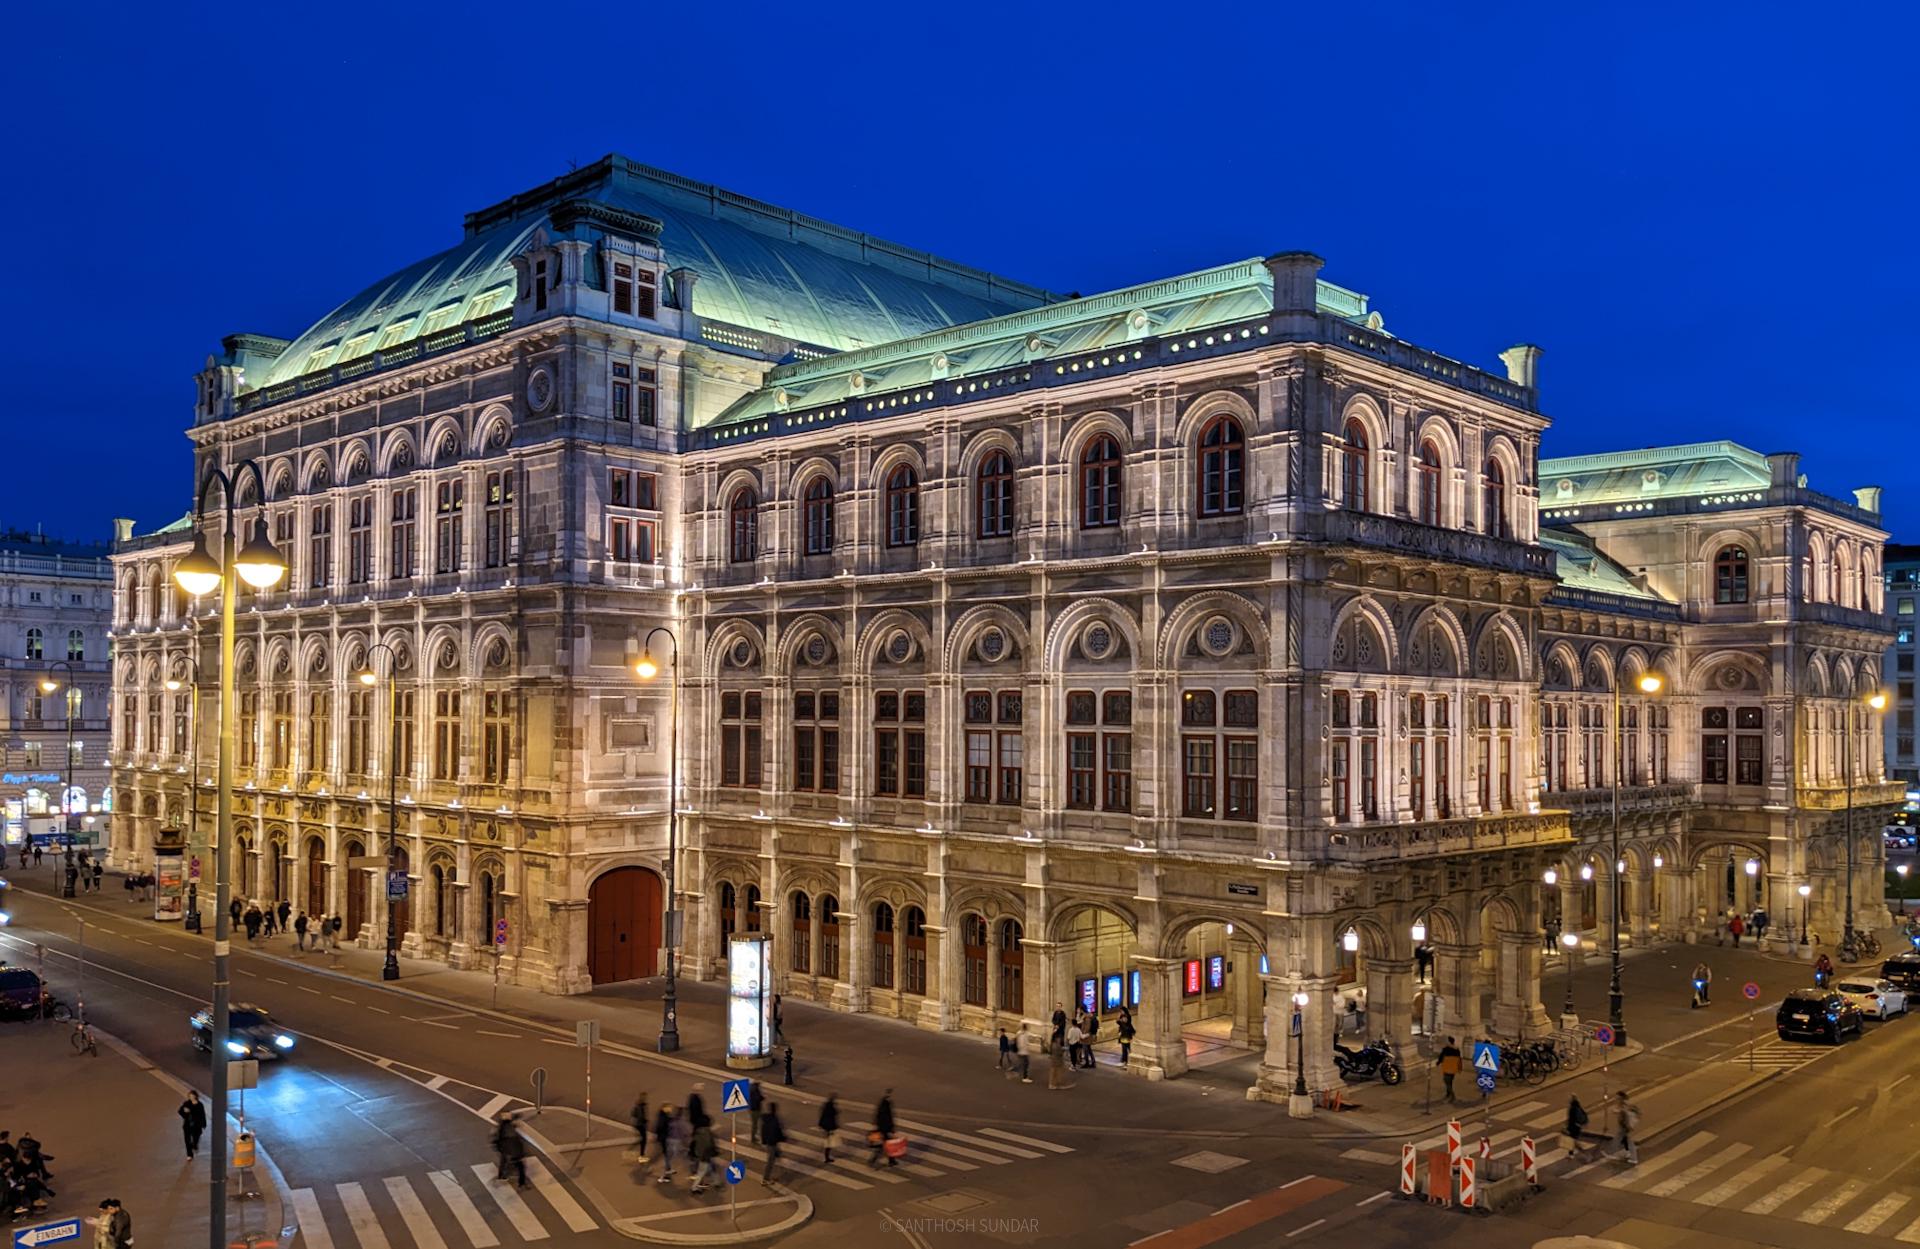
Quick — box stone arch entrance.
[1055,903,1136,1022]
[1162,915,1269,1061]
[589,866,663,985]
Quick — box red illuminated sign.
[1184,959,1202,995]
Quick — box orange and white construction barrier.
[1458,1156,1477,1209]
[1521,1136,1538,1186]
[1447,1120,1463,1170]
[1400,1143,1417,1196]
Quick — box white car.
[1833,977,1908,1019]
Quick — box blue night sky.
[5,4,1915,542]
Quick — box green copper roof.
[258,156,1059,387]
[1537,527,1665,600]
[704,259,1374,429]
[1538,441,1773,510]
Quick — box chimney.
[1765,452,1800,488]
[1855,486,1884,514]
[112,517,135,543]
[1498,344,1542,389]
[669,267,700,311]
[1263,251,1324,316]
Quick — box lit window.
[1197,417,1245,517]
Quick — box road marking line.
[526,1158,598,1233]
[337,1181,392,1249]
[383,1176,448,1249]
[1897,1210,1920,1243]
[1214,1199,1250,1215]
[332,995,356,1003]
[290,1187,337,1249]
[1599,1131,1711,1189]
[539,1036,569,1046]
[1830,1104,1861,1127]
[469,1163,549,1239]
[367,1006,390,1014]
[266,977,288,985]
[1281,1175,1318,1189]
[1647,1141,1750,1198]
[1798,1177,1869,1224]
[1127,1177,1345,1249]
[1893,1073,1914,1091]
[977,1126,1071,1154]
[1848,1193,1912,1235]
[477,1029,522,1039]
[1694,1151,1788,1207]
[1745,1166,1825,1215]
[426,1075,449,1090]
[300,985,323,994]
[1356,1192,1391,1207]
[1339,1149,1399,1165]
[416,1018,460,1030]
[1286,1220,1325,1238]
[479,1094,513,1119]
[429,1170,499,1248]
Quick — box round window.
[1083,624,1113,660]
[887,632,913,663]
[1202,617,1236,656]
[979,628,1006,662]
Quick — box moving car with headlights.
[1834,976,1909,1019]
[190,1004,296,1058]
[1777,988,1864,1042]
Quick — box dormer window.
[612,264,657,318]
[420,300,463,336]
[376,318,415,351]
[535,259,549,312]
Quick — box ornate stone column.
[1364,956,1416,1054]
[1127,954,1189,1080]
[833,900,871,1013]
[1490,930,1550,1038]
[1431,941,1483,1035]
[1018,938,1058,1037]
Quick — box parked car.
[0,967,69,1021]
[190,1004,296,1059]
[1880,956,1920,993]
[1834,976,1908,1019]
[1777,988,1865,1043]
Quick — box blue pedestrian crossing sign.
[724,1159,746,1185]
[13,1219,83,1248]
[1472,1041,1501,1074]
[1476,1070,1497,1093]
[721,1078,752,1113]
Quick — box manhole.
[1171,1150,1248,1173]
[919,1191,990,1214]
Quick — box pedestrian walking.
[95,1198,132,1249]
[493,1114,528,1187]
[817,1095,839,1163]
[772,993,785,1044]
[1083,1012,1100,1067]
[1564,1095,1593,1153]
[783,1045,794,1086]
[1065,1019,1085,1070]
[91,862,102,893]
[686,1083,708,1131]
[653,1104,678,1181]
[329,914,344,949]
[870,1090,896,1167]
[277,899,292,934]
[1016,1026,1034,1082]
[179,1091,208,1160]
[689,1121,718,1193]
[997,1028,1013,1070]
[1614,1091,1640,1165]
[262,906,277,938]
[631,1093,649,1160]
[1728,913,1744,948]
[230,898,243,929]
[32,844,42,867]
[16,1133,50,1183]
[1050,1003,1066,1047]
[748,1080,764,1144]
[1048,1034,1070,1090]
[243,905,262,943]
[760,1103,786,1183]
[1438,1036,1462,1103]
[1117,1009,1134,1068]
[294,912,309,951]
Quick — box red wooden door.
[590,867,662,984]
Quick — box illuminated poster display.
[153,852,185,922]
[1130,969,1141,1006]
[727,934,772,1064]
[1207,955,1225,991]
[1078,977,1097,1014]
[1183,959,1202,996]
[1103,974,1123,1011]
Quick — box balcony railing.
[1549,782,1696,819]
[1322,809,1571,864]
[1797,780,1909,811]
[1315,509,1556,577]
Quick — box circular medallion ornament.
[1083,624,1113,660]
[730,639,754,668]
[979,628,1006,662]
[1202,616,1236,657]
[526,365,555,412]
[887,632,913,663]
[804,635,829,666]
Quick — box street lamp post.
[1290,989,1311,1115]
[357,644,404,981]
[166,663,202,932]
[1797,882,1812,948]
[633,627,681,1052]
[1899,864,1910,919]
[1607,672,1663,1047]
[1843,691,1889,951]
[1560,930,1580,1017]
[172,460,286,1249]
[38,661,79,891]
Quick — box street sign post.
[721,1079,752,1113]
[1592,1023,1615,1047]
[576,1020,600,1142]
[725,1160,745,1185]
[386,869,409,901]
[12,1219,83,1248]
[530,1066,547,1113]
[720,1079,753,1224]
[1743,981,1760,1000]
[1744,981,1760,1069]
[1475,1070,1496,1093]
[1471,1041,1500,1075]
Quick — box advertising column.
[727,933,773,1070]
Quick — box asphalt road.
[7,867,1920,1249]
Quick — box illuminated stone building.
[109,157,1896,1098]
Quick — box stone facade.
[108,157,1897,1100]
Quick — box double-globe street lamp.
[357,643,406,981]
[171,460,287,1249]
[36,660,79,892]
[633,627,682,1053]
[1607,671,1664,1047]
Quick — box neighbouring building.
[108,156,1899,1100]
[3,528,114,852]
[1883,543,1920,784]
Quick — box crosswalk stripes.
[1898,1210,1920,1244]
[290,1188,337,1249]
[428,1170,499,1248]
[1797,1177,1869,1225]
[1598,1131,1711,1188]
[384,1175,450,1249]
[524,1160,596,1234]
[1693,1151,1787,1207]
[1644,1141,1750,1198]
[1846,1193,1912,1235]
[468,1164,550,1240]
[338,1182,392,1249]
[1743,1167,1824,1215]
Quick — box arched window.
[802,477,834,555]
[1080,435,1122,529]
[902,905,927,995]
[24,627,42,660]
[1481,458,1508,539]
[961,914,989,1006]
[819,893,841,979]
[998,918,1024,1013]
[885,466,919,547]
[66,629,85,661]
[977,451,1014,538]
[728,488,759,564]
[744,883,762,933]
[872,901,896,988]
[790,891,811,973]
[1341,418,1370,512]
[1197,416,1245,517]
[1714,545,1750,604]
[720,882,738,943]
[1416,441,1442,526]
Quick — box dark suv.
[1880,957,1920,992]
[1778,988,1864,1043]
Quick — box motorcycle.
[1333,1037,1403,1085]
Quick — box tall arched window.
[1714,545,1750,604]
[728,488,759,564]
[66,629,85,661]
[790,891,811,973]
[998,918,1024,1013]
[902,904,927,995]
[1080,435,1122,529]
[819,893,841,979]
[744,883,762,932]
[872,901,896,989]
[719,881,738,944]
[802,477,834,555]
[24,627,42,660]
[885,466,920,547]
[960,913,988,1006]
[977,451,1014,538]
[1416,440,1442,526]
[1481,458,1508,538]
[1197,416,1245,517]
[1341,418,1370,512]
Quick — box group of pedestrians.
[624,1084,906,1191]
[63,851,102,896]
[0,1129,55,1221]
[1565,1090,1641,1165]
[224,898,342,951]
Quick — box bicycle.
[71,1020,97,1057]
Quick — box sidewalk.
[0,1018,286,1248]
